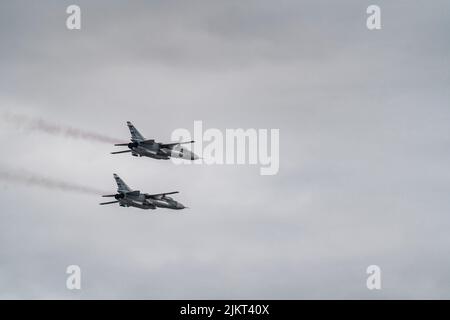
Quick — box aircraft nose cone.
[177,203,185,209]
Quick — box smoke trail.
[0,168,107,195]
[1,112,120,144]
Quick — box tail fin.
[127,121,145,142]
[113,174,132,193]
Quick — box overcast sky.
[0,0,449,299]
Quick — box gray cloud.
[0,0,449,299]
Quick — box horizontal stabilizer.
[99,200,119,205]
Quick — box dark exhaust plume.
[0,168,106,195]
[2,112,119,144]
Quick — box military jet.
[112,121,199,160]
[100,174,187,210]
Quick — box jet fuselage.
[118,193,185,210]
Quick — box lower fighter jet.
[100,174,187,210]
[112,121,199,160]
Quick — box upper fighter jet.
[100,174,187,210]
[112,122,199,160]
